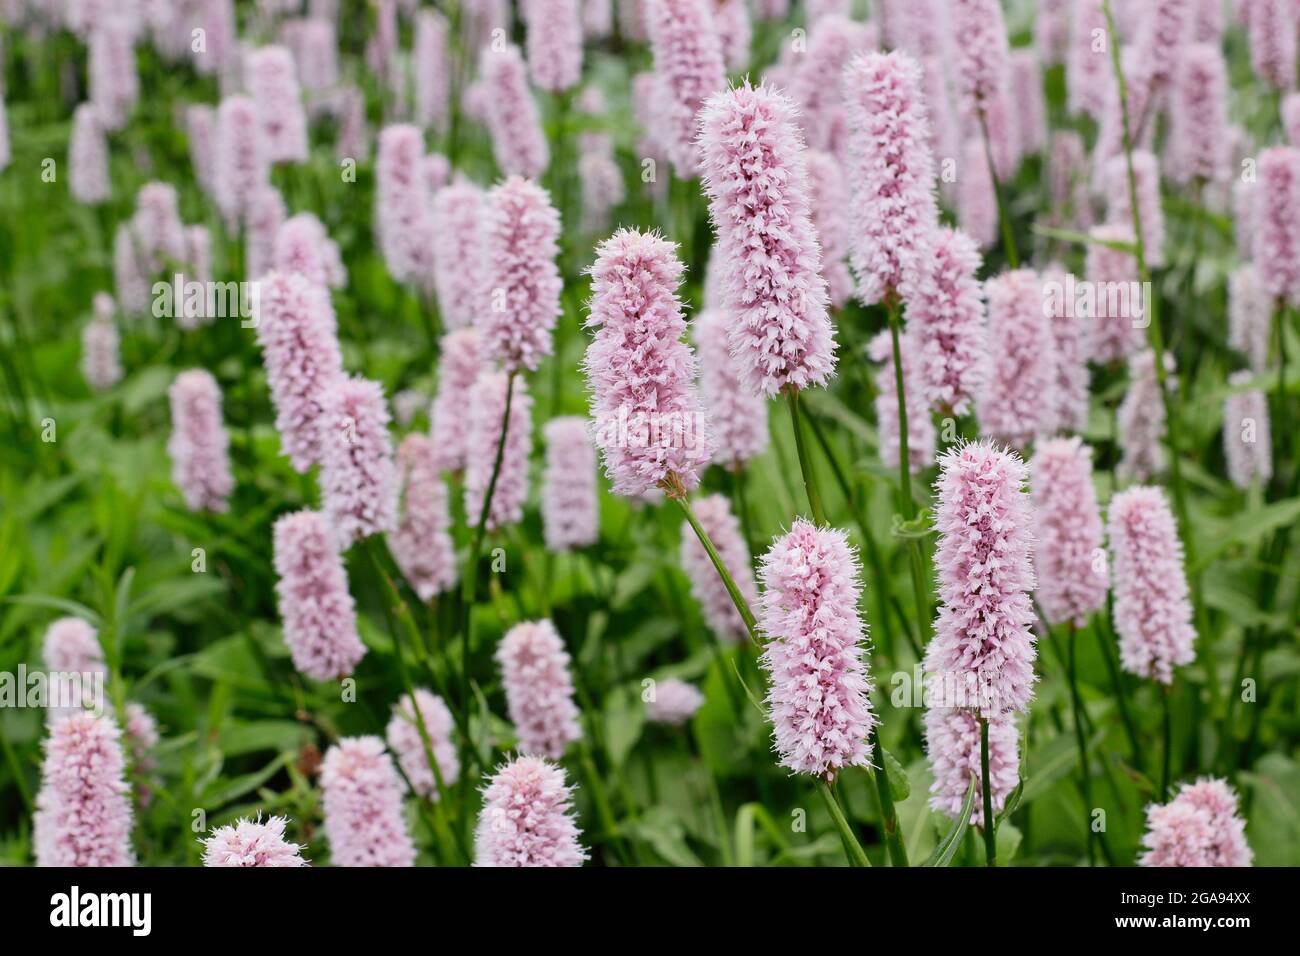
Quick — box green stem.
[783,386,827,526]
[670,486,760,643]
[1095,611,1143,768]
[816,779,871,867]
[870,729,909,866]
[979,716,997,866]
[975,107,1019,269]
[1066,622,1097,866]
[1161,684,1173,801]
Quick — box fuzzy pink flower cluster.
[1253,146,1300,305]
[907,228,987,415]
[542,417,599,552]
[202,816,308,867]
[924,441,1038,717]
[923,708,1019,827]
[475,755,588,867]
[69,104,110,204]
[496,620,583,759]
[1085,225,1144,363]
[1109,486,1196,684]
[1040,264,1091,434]
[789,16,873,152]
[214,95,269,230]
[254,271,346,473]
[414,10,450,131]
[274,213,346,290]
[646,678,706,725]
[1118,350,1173,483]
[714,0,752,71]
[1168,43,1229,185]
[1106,151,1166,268]
[584,228,712,495]
[805,150,854,307]
[375,124,436,287]
[34,712,135,867]
[464,372,534,532]
[958,138,997,249]
[431,181,488,331]
[167,369,234,513]
[1068,0,1110,119]
[842,51,940,306]
[1223,372,1272,490]
[644,0,726,175]
[679,493,759,643]
[289,17,339,93]
[389,434,457,601]
[113,223,149,315]
[272,509,367,681]
[429,328,483,473]
[386,688,460,800]
[1247,0,1296,90]
[524,0,583,92]
[132,181,186,274]
[698,82,835,397]
[480,44,550,178]
[976,270,1057,448]
[693,309,768,468]
[948,0,1010,117]
[481,177,563,373]
[1141,777,1253,867]
[1031,437,1108,627]
[186,105,216,196]
[1229,264,1271,372]
[319,377,398,547]
[759,520,875,779]
[82,309,122,392]
[88,17,138,132]
[1135,0,1194,88]
[869,331,935,475]
[245,184,287,280]
[320,736,416,867]
[42,617,106,724]
[245,45,308,164]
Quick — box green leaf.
[2,593,102,624]
[922,774,977,867]
[882,748,911,802]
[734,803,757,867]
[995,777,1024,826]
[203,752,292,807]
[602,684,646,769]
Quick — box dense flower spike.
[1010,50,1046,158]
[869,331,935,475]
[1048,131,1093,231]
[924,441,1038,716]
[214,95,269,229]
[1140,777,1253,867]
[496,620,582,759]
[481,177,563,373]
[431,181,488,331]
[320,736,416,867]
[167,369,234,513]
[88,17,138,132]
[1041,264,1091,433]
[584,228,712,495]
[578,134,625,231]
[414,10,450,131]
[375,124,436,287]
[1168,43,1229,185]
[646,678,706,725]
[1106,151,1166,269]
[272,509,366,681]
[907,227,988,415]
[389,434,457,600]
[698,82,835,396]
[924,708,1019,827]
[429,328,483,473]
[1068,0,1110,119]
[679,493,759,642]
[202,817,308,867]
[475,756,588,867]
[1117,350,1173,483]
[1031,437,1108,627]
[694,309,768,468]
[81,310,122,392]
[274,213,345,290]
[1253,147,1300,305]
[185,105,217,197]
[69,104,110,204]
[254,271,346,473]
[291,17,339,93]
[386,688,460,800]
[34,712,134,867]
[714,0,752,72]
[1246,0,1296,90]
[463,372,533,531]
[842,51,940,306]
[113,223,149,315]
[1109,486,1196,684]
[246,45,308,164]
[976,269,1057,448]
[245,184,287,280]
[524,0,583,92]
[480,44,550,178]
[319,376,398,547]
[43,617,106,724]
[1085,225,1145,364]
[957,137,997,249]
[948,0,1010,119]
[645,0,726,175]
[1229,264,1271,371]
[789,16,872,152]
[1223,371,1272,489]
[132,181,186,273]
[1135,0,1194,87]
[758,519,875,778]
[541,417,599,552]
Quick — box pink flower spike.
[246,45,308,164]
[480,44,550,178]
[1031,437,1107,627]
[1085,224,1145,364]
[1109,485,1196,685]
[542,416,599,552]
[1117,349,1174,483]
[274,213,345,290]
[524,0,583,92]
[375,124,436,288]
[414,10,450,131]
[759,519,875,778]
[976,269,1057,449]
[167,369,234,513]
[646,677,706,725]
[69,104,110,204]
[431,181,488,331]
[34,712,134,867]
[475,755,587,867]
[805,149,855,308]
[1041,264,1091,433]
[272,509,366,681]
[1168,43,1230,185]
[907,227,988,416]
[924,708,1019,827]
[386,688,460,800]
[698,82,835,397]
[1140,777,1253,868]
[186,105,217,198]
[480,177,563,374]
[924,440,1038,717]
[1253,146,1300,305]
[319,376,398,548]
[1247,0,1296,90]
[496,620,582,759]
[1106,151,1166,269]
[694,309,769,468]
[214,95,269,230]
[645,0,726,176]
[679,493,759,643]
[957,137,997,250]
[948,0,1010,118]
[464,371,534,533]
[245,183,287,280]
[320,736,416,867]
[1223,371,1272,490]
[389,434,457,601]
[1229,264,1271,372]
[584,228,712,496]
[202,816,308,867]
[1068,0,1110,119]
[429,328,484,473]
[82,312,122,392]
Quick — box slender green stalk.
[669,482,760,642]
[1274,304,1289,497]
[1066,622,1097,866]
[979,716,997,866]
[816,779,871,867]
[1094,612,1143,768]
[1161,685,1173,801]
[870,730,909,866]
[783,386,827,526]
[975,107,1019,268]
